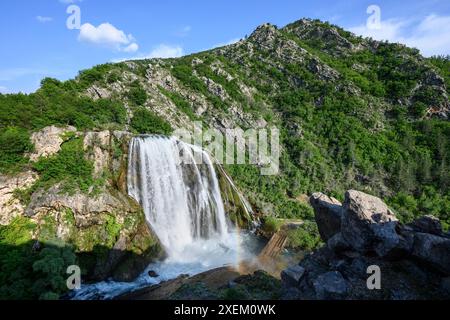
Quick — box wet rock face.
[282,190,450,300]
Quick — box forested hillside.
[1,18,449,299]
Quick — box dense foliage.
[0,78,127,132]
[0,217,77,300]
[0,126,33,173]
[130,108,173,135]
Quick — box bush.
[130,108,173,135]
[286,221,322,250]
[159,86,197,120]
[127,81,148,106]
[0,127,33,173]
[32,243,77,300]
[0,217,77,300]
[32,137,94,193]
[262,216,282,234]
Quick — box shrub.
[127,81,148,106]
[32,243,77,300]
[262,216,282,234]
[32,137,94,193]
[130,108,173,135]
[0,126,33,173]
[286,221,322,250]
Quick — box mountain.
[0,18,449,299]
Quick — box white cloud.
[349,19,407,42]
[123,43,139,53]
[112,44,184,63]
[349,14,450,57]
[212,38,241,49]
[0,86,8,94]
[146,44,184,58]
[78,22,138,52]
[36,16,53,23]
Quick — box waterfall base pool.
[71,136,265,300]
[70,231,264,300]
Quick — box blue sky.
[0,0,449,94]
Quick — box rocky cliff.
[0,125,254,291]
[0,126,163,286]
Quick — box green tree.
[130,108,173,135]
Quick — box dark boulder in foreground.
[282,190,450,300]
[310,193,342,241]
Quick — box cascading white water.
[127,136,230,260]
[71,136,260,300]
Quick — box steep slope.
[0,18,450,299]
[61,18,449,226]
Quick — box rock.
[327,232,351,253]
[412,233,450,275]
[32,241,42,252]
[0,171,38,225]
[312,271,350,300]
[29,126,77,162]
[349,257,368,277]
[310,193,342,241]
[441,277,450,294]
[94,234,129,280]
[341,190,402,257]
[84,131,112,178]
[148,271,159,278]
[281,265,305,287]
[86,85,112,100]
[25,184,124,221]
[201,76,229,101]
[408,215,443,236]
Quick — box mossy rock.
[216,165,253,229]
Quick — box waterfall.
[127,136,230,260]
[71,135,260,300]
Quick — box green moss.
[63,208,76,225]
[105,215,121,245]
[0,216,36,246]
[39,215,58,243]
